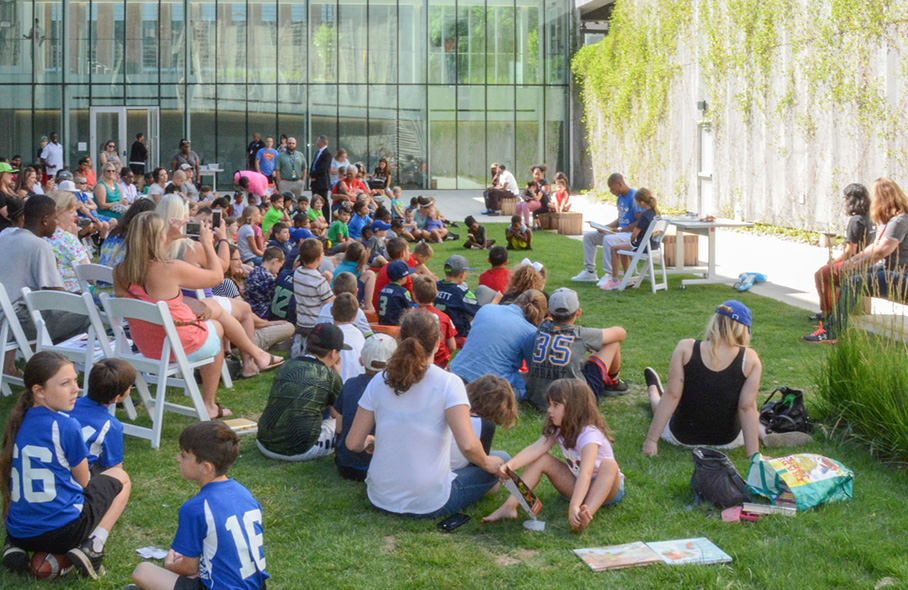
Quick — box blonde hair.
[117,212,167,286]
[703,306,751,363]
[156,194,189,229]
[167,237,196,261]
[870,178,908,225]
[47,190,78,214]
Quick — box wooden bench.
[554,212,583,235]
[499,196,518,216]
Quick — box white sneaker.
[595,274,612,288]
[571,270,599,282]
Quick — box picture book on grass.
[574,538,732,571]
[503,466,542,519]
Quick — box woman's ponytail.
[383,311,439,395]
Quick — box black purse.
[759,387,812,434]
[690,447,751,508]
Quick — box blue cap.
[387,260,415,281]
[716,300,752,328]
[371,220,392,232]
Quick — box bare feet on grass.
[571,505,594,533]
[482,503,519,523]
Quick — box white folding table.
[664,217,754,288]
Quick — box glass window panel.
[34,85,63,165]
[0,86,35,165]
[1,2,30,83]
[35,1,63,84]
[310,1,336,83]
[160,0,186,85]
[125,0,155,83]
[459,0,486,84]
[368,85,397,174]
[457,86,485,189]
[188,1,215,85]
[249,85,278,160]
[277,84,308,158]
[398,86,426,189]
[248,1,277,84]
[515,86,544,180]
[64,1,91,84]
[337,85,368,165]
[487,0,515,84]
[428,0,457,85]
[187,85,216,168]
[398,0,426,84]
[277,0,307,85]
[217,1,247,84]
[545,0,568,84]
[160,91,185,169]
[337,3,366,83]
[217,86,247,181]
[90,1,124,88]
[428,86,455,188]
[487,86,515,181]
[517,0,543,85]
[66,85,91,167]
[368,2,396,84]
[308,85,337,163]
[545,87,568,176]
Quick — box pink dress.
[126,284,208,361]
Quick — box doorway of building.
[89,107,160,173]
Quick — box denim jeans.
[828,267,908,334]
[402,450,511,519]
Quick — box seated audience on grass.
[245,246,285,319]
[256,323,347,462]
[212,244,245,299]
[334,334,397,482]
[809,183,875,322]
[308,194,328,236]
[319,271,373,336]
[71,175,116,235]
[332,241,377,311]
[266,221,293,259]
[68,358,134,476]
[237,206,265,265]
[290,211,315,244]
[499,262,546,305]
[327,204,353,249]
[93,163,125,220]
[450,290,546,402]
[331,294,367,384]
[424,203,450,243]
[412,275,457,369]
[643,300,761,456]
[100,199,157,267]
[411,240,436,279]
[262,192,288,237]
[526,288,628,411]
[435,255,481,346]
[293,238,335,353]
[46,190,92,293]
[804,178,908,344]
[484,379,623,533]
[2,352,131,579]
[345,311,508,518]
[348,200,372,241]
[506,215,533,250]
[601,188,659,291]
[131,422,268,590]
[463,215,495,250]
[390,186,406,219]
[479,246,511,294]
[450,375,518,471]
[377,261,416,326]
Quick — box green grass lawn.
[2,226,907,589]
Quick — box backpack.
[760,387,811,434]
[690,447,752,508]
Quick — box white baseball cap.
[361,333,398,372]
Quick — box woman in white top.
[347,311,507,518]
[330,148,351,187]
[118,167,138,204]
[147,167,169,204]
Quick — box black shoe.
[444,233,459,241]
[2,542,28,574]
[488,211,500,217]
[506,244,513,250]
[643,367,663,396]
[601,380,629,397]
[66,539,104,579]
[802,323,837,344]
[449,221,460,228]
[807,312,824,322]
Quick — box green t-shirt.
[327,220,349,244]
[262,207,283,238]
[256,356,342,456]
[307,207,320,222]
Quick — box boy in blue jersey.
[434,254,480,347]
[347,200,372,241]
[68,358,135,475]
[377,260,415,326]
[130,421,269,590]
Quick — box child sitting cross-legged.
[68,358,136,476]
[483,378,624,533]
[129,421,269,590]
[412,275,457,369]
[479,245,510,294]
[450,375,518,470]
[245,246,285,319]
[331,241,377,312]
[319,271,374,336]
[2,352,131,580]
[506,215,533,251]
[334,334,398,482]
[463,215,495,250]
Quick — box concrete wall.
[579,0,908,233]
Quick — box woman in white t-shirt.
[346,311,507,518]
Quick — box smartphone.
[185,222,201,239]
[437,513,470,533]
[212,210,221,228]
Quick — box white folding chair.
[615,217,670,293]
[73,262,114,295]
[193,289,234,390]
[0,284,33,396]
[100,293,215,449]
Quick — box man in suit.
[310,135,332,220]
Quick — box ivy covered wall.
[573,0,908,231]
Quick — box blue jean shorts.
[186,320,221,362]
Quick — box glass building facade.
[0,0,573,189]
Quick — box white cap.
[361,333,398,372]
[57,180,78,192]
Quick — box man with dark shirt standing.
[129,133,148,182]
[246,133,265,171]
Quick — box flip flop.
[259,355,285,373]
[212,403,233,420]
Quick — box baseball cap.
[179,139,191,146]
[716,300,752,329]
[371,220,391,232]
[55,170,73,182]
[444,255,473,274]
[179,163,192,171]
[361,333,398,372]
[548,288,580,316]
[57,180,78,192]
[281,191,295,201]
[0,162,18,174]
[387,260,415,281]
[308,323,352,351]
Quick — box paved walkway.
[405,189,834,313]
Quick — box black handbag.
[690,447,751,508]
[760,387,812,434]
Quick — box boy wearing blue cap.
[377,261,415,326]
[366,219,391,267]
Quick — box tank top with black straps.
[669,340,747,446]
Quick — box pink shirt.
[234,170,269,197]
[556,425,623,481]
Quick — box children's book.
[645,538,732,566]
[588,221,615,233]
[574,542,663,571]
[223,418,258,435]
[502,466,542,520]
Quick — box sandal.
[259,354,285,373]
[211,403,233,419]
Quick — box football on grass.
[29,552,73,579]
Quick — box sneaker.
[595,274,613,288]
[643,367,663,396]
[66,540,104,579]
[762,431,815,448]
[600,278,623,291]
[2,542,28,574]
[601,380,629,397]
[572,269,599,282]
[807,312,824,322]
[444,232,459,241]
[802,323,836,344]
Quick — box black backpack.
[760,387,812,434]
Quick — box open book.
[575,537,732,571]
[503,466,542,520]
[588,221,616,233]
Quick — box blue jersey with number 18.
[172,479,269,590]
[5,407,88,539]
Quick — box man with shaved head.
[273,136,307,200]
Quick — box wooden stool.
[661,227,699,267]
[555,212,583,235]
[536,212,554,230]
[499,196,517,216]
